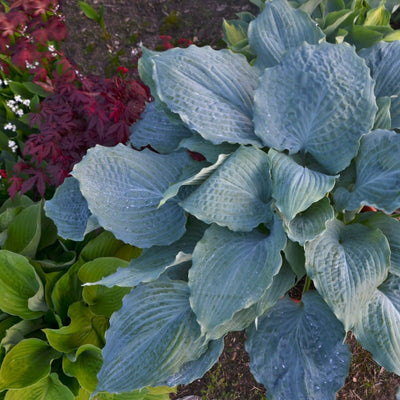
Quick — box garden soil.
[59,1,400,398]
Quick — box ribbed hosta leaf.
[151,45,261,145]
[373,97,391,130]
[254,42,377,174]
[305,219,390,331]
[95,280,207,394]
[189,215,286,340]
[358,212,400,276]
[44,177,95,241]
[178,134,238,163]
[246,292,351,400]
[181,146,273,232]
[163,338,224,387]
[129,101,192,153]
[91,217,207,288]
[333,130,400,214]
[360,41,400,128]
[160,154,229,207]
[248,0,324,69]
[353,274,400,374]
[72,144,191,248]
[284,197,335,245]
[269,149,337,221]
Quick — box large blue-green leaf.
[181,146,273,232]
[129,101,192,153]
[360,41,400,128]
[353,274,400,374]
[254,42,377,174]
[72,144,191,248]
[358,212,400,276]
[269,149,337,221]
[333,130,400,214]
[373,97,391,130]
[284,197,335,245]
[246,292,351,400]
[90,217,207,288]
[44,177,96,241]
[248,0,324,69]
[95,280,207,394]
[163,338,224,387]
[151,45,261,145]
[189,215,286,340]
[305,219,390,331]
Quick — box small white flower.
[14,95,22,103]
[4,123,16,132]
[8,140,18,152]
[15,109,24,117]
[22,99,30,107]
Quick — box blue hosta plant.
[45,0,400,398]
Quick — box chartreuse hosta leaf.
[334,130,400,213]
[44,302,108,353]
[353,274,400,374]
[95,280,215,394]
[92,217,207,288]
[72,144,191,248]
[360,41,400,128]
[44,177,96,241]
[284,197,335,245]
[3,202,41,258]
[248,0,324,69]
[78,257,131,317]
[253,42,377,175]
[181,146,273,232]
[129,101,192,153]
[0,338,61,390]
[189,214,286,340]
[246,292,351,400]
[62,344,102,392]
[150,45,261,145]
[0,250,46,319]
[4,373,74,400]
[358,212,400,276]
[269,149,337,221]
[305,219,390,331]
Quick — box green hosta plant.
[223,0,400,63]
[0,197,172,400]
[45,0,400,398]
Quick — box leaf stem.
[303,276,312,294]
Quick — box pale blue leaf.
[284,197,335,245]
[129,101,192,153]
[353,274,400,375]
[305,219,390,331]
[358,212,400,277]
[269,149,337,221]
[163,338,224,386]
[248,0,325,69]
[178,134,238,163]
[254,42,377,174]
[160,154,230,208]
[95,280,207,394]
[246,292,351,400]
[152,45,262,145]
[189,214,286,340]
[90,217,207,288]
[360,41,400,128]
[72,144,191,248]
[44,177,93,241]
[333,130,400,214]
[181,146,273,232]
[373,97,391,130]
[284,239,306,278]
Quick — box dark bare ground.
[59,1,400,398]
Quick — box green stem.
[303,276,312,294]
[391,213,400,219]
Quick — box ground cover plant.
[45,0,400,399]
